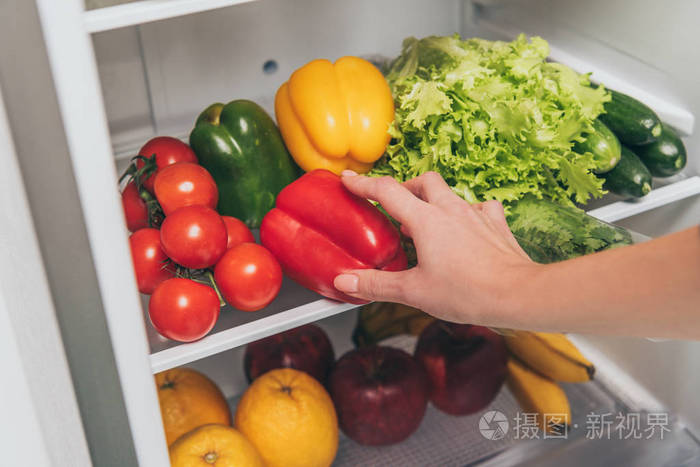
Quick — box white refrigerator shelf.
[587,175,700,223]
[148,278,358,373]
[128,19,700,372]
[84,0,258,33]
[224,334,700,466]
[148,174,700,373]
[335,382,698,466]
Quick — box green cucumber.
[634,123,686,177]
[599,90,662,145]
[573,119,621,174]
[603,146,652,198]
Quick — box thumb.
[334,269,413,303]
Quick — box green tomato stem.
[205,270,226,308]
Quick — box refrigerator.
[1,0,699,465]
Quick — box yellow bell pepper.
[275,56,394,175]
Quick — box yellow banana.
[352,302,435,347]
[506,358,571,434]
[504,330,594,383]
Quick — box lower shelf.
[226,376,699,467]
[338,335,700,466]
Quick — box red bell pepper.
[260,169,407,304]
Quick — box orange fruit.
[156,368,232,446]
[235,368,338,467]
[169,424,264,467]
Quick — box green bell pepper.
[189,99,298,228]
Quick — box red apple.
[328,345,428,446]
[414,321,507,416]
[243,324,334,384]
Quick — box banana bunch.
[506,359,572,433]
[352,302,435,347]
[504,331,594,382]
[503,330,595,434]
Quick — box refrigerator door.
[0,64,91,466]
[1,0,168,465]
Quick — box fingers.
[341,172,427,227]
[402,172,462,207]
[474,200,504,226]
[478,200,530,259]
[334,269,415,303]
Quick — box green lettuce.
[371,34,611,207]
[506,196,633,263]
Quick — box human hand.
[333,171,541,327]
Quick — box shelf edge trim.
[84,0,258,33]
[150,299,358,373]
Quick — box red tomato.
[153,162,218,215]
[129,228,174,294]
[160,205,227,269]
[122,182,148,232]
[137,136,198,192]
[214,243,282,311]
[148,278,220,342]
[221,216,255,249]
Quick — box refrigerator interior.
[25,0,700,464]
[183,311,700,466]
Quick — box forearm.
[510,226,700,338]
[336,173,700,339]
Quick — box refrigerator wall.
[94,0,465,160]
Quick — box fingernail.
[334,274,359,293]
[341,170,358,177]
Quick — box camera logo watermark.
[479,411,671,441]
[479,410,510,440]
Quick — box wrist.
[497,261,555,330]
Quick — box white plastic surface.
[36,0,170,465]
[0,81,91,467]
[587,176,700,223]
[136,0,461,135]
[223,334,700,466]
[84,0,258,33]
[0,289,53,467]
[149,278,359,372]
[149,298,358,373]
[567,335,667,413]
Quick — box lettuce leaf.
[506,196,633,263]
[372,34,610,208]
